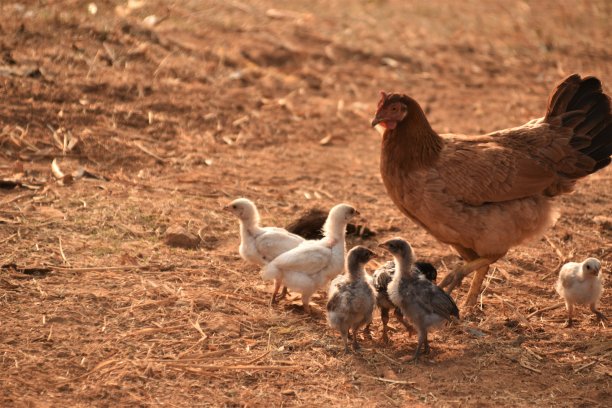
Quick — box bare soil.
[1,1,610,406]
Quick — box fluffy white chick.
[327,246,376,352]
[224,198,305,303]
[262,203,358,313]
[555,258,606,327]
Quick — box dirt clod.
[163,225,201,249]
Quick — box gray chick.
[327,246,377,352]
[380,238,459,361]
[367,261,438,343]
[555,258,606,327]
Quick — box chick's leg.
[380,308,390,344]
[563,303,574,328]
[394,308,414,336]
[270,279,282,305]
[590,304,608,324]
[341,329,350,353]
[352,327,361,351]
[412,330,427,363]
[301,291,314,314]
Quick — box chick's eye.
[586,265,591,269]
[232,205,237,209]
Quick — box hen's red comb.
[377,91,388,109]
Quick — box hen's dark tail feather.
[545,74,612,174]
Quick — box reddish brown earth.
[1,1,610,406]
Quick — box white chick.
[262,203,358,313]
[380,238,459,362]
[224,198,305,303]
[327,246,376,352]
[555,258,606,327]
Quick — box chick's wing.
[255,228,303,259]
[271,242,331,276]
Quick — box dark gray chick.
[327,246,377,352]
[367,260,439,343]
[380,238,459,361]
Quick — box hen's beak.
[371,115,382,127]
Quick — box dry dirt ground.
[1,0,611,406]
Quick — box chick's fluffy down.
[327,276,376,333]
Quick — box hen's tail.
[545,74,612,175]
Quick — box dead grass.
[1,0,611,406]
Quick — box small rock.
[164,225,200,249]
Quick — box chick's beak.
[222,205,230,212]
[377,243,387,250]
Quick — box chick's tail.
[545,74,612,179]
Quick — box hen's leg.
[463,265,490,307]
[280,286,289,298]
[590,303,608,324]
[439,258,493,294]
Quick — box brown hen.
[371,74,612,306]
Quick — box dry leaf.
[319,134,333,146]
[51,159,65,179]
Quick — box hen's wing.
[438,74,611,205]
[438,129,564,205]
[255,228,304,261]
[270,242,331,277]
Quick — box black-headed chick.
[327,246,377,352]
